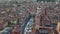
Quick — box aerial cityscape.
[0,0,60,34]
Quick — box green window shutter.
[10,19,18,24]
